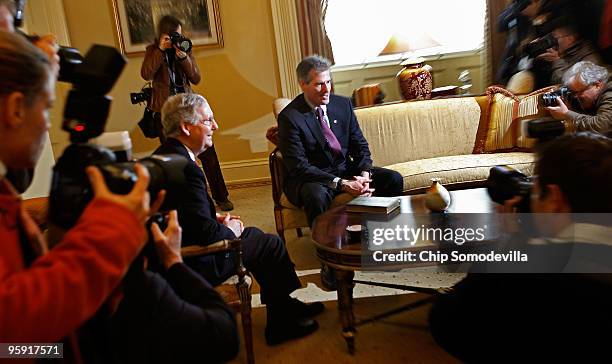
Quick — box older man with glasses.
[154,93,324,346]
[546,61,612,135]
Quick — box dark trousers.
[186,227,302,304]
[300,166,403,227]
[198,146,229,203]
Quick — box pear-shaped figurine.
[425,178,451,212]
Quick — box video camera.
[169,31,192,53]
[524,33,558,58]
[487,165,533,212]
[48,44,188,231]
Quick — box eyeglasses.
[196,118,214,127]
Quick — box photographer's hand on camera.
[32,34,60,77]
[151,210,183,269]
[536,48,560,63]
[546,96,570,120]
[174,47,187,60]
[158,33,172,51]
[497,196,524,234]
[86,163,155,224]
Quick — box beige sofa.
[270,87,551,241]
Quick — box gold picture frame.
[110,0,223,56]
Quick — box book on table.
[345,196,401,214]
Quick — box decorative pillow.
[473,86,519,153]
[514,86,557,148]
[473,86,558,153]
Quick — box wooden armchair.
[269,149,353,242]
[268,98,353,242]
[181,240,254,364]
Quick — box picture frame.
[110,0,223,56]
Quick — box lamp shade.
[378,32,441,56]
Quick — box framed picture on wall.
[110,0,223,56]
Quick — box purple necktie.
[316,107,342,156]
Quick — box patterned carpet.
[225,183,463,363]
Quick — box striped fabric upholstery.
[481,86,558,152]
[484,92,518,151]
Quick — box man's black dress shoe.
[265,318,319,346]
[289,297,325,318]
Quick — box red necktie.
[316,107,342,156]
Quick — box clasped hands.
[217,213,244,238]
[341,172,374,197]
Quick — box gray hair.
[563,61,609,86]
[296,55,331,83]
[0,31,51,106]
[161,93,209,138]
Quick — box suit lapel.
[326,100,343,138]
[297,96,334,164]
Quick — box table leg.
[335,269,356,354]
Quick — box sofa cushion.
[355,97,482,167]
[385,152,535,194]
[484,89,519,152]
[474,86,558,153]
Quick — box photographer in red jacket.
[0,31,158,361]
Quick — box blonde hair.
[0,31,51,105]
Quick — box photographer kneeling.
[429,132,612,362]
[0,30,154,347]
[546,61,612,135]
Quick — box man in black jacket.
[154,93,323,346]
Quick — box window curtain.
[484,0,510,87]
[295,0,335,64]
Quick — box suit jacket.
[277,93,372,205]
[155,139,239,284]
[154,139,236,246]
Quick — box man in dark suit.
[154,93,323,346]
[278,55,403,227]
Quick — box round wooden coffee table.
[311,188,496,353]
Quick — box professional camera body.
[48,44,188,231]
[130,86,152,105]
[541,86,572,107]
[524,33,558,58]
[169,31,192,53]
[487,165,533,212]
[522,117,566,141]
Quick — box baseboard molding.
[226,178,271,190]
[220,157,271,186]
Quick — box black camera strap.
[164,51,185,96]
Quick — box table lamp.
[378,32,440,100]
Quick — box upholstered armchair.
[181,240,254,364]
[268,98,353,242]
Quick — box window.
[325,0,487,67]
